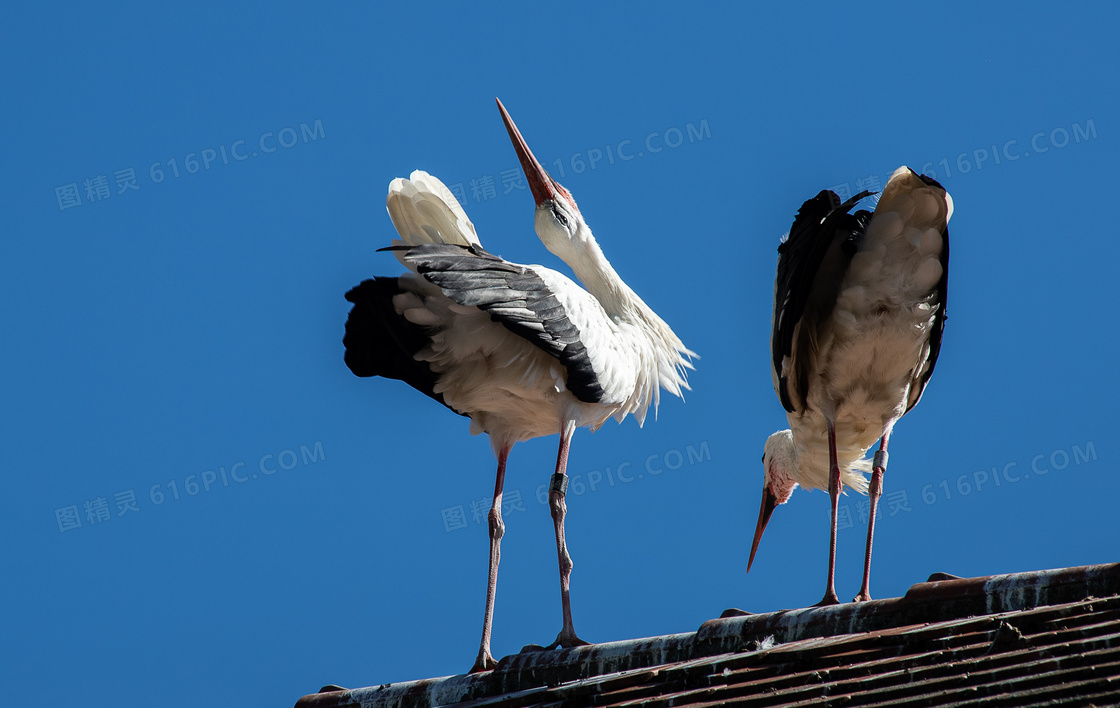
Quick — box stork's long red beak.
[747,486,778,573]
[496,97,560,207]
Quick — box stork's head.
[497,98,590,263]
[748,430,799,573]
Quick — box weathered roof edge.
[294,562,1120,708]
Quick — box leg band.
[549,473,569,497]
[873,450,888,471]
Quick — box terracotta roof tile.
[295,563,1120,708]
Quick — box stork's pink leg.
[816,421,842,606]
[469,442,511,674]
[526,420,589,652]
[854,431,890,602]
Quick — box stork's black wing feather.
[399,243,605,404]
[343,277,466,416]
[906,174,951,412]
[772,190,873,412]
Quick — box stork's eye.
[553,209,569,228]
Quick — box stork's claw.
[814,590,840,607]
[469,650,497,674]
[521,630,591,653]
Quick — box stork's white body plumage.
[752,166,952,605]
[343,101,693,672]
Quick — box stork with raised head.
[343,99,694,672]
[748,167,951,605]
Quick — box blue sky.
[2,3,1117,706]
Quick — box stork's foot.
[814,590,840,607]
[521,629,591,653]
[853,589,873,602]
[469,650,497,674]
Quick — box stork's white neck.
[780,420,872,495]
[559,231,645,320]
[531,207,694,425]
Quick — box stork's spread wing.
[771,190,873,412]
[393,242,605,404]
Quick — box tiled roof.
[294,563,1120,707]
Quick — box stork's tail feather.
[343,278,462,415]
[385,170,481,253]
[854,167,951,302]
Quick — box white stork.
[343,99,694,672]
[748,167,952,605]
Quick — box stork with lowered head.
[749,167,952,605]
